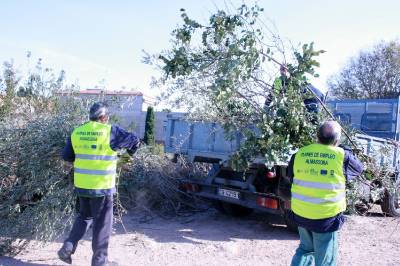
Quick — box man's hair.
[317,121,342,145]
[89,102,109,121]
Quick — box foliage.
[328,41,400,99]
[150,4,325,168]
[19,58,66,98]
[0,58,205,255]
[0,101,87,255]
[118,147,209,218]
[144,106,155,146]
[346,142,398,215]
[0,61,20,119]
[0,58,68,121]
[0,57,87,255]
[151,3,398,215]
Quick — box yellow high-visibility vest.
[71,121,117,191]
[291,143,346,219]
[273,77,284,93]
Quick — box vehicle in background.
[164,115,400,231]
[327,98,400,140]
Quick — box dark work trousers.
[64,195,113,266]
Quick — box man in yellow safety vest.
[58,102,140,266]
[289,121,363,266]
[265,64,325,113]
[265,64,290,107]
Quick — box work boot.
[57,244,72,264]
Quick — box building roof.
[55,88,157,106]
[56,88,143,96]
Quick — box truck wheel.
[354,201,371,216]
[215,201,253,217]
[381,185,400,217]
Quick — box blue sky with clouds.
[1,0,399,96]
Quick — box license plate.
[218,188,240,200]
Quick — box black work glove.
[127,142,141,156]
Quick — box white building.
[58,88,177,142]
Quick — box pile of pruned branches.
[0,98,207,255]
[346,142,398,215]
[0,59,89,255]
[0,98,87,255]
[118,149,210,219]
[0,52,211,254]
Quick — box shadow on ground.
[0,257,54,266]
[113,208,299,245]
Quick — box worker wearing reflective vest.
[289,121,363,266]
[58,102,140,266]
[72,121,118,193]
[264,64,325,113]
[264,65,290,107]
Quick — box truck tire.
[381,185,400,217]
[214,201,253,217]
[354,201,371,216]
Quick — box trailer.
[165,115,400,229]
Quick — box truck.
[164,114,400,230]
[328,97,400,140]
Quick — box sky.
[0,0,399,97]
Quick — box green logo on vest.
[305,158,328,165]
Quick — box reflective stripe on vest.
[71,121,117,190]
[75,154,117,161]
[74,167,117,176]
[291,192,346,204]
[292,179,345,190]
[291,143,346,219]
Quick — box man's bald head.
[317,121,342,146]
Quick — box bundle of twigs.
[0,110,85,255]
[0,95,89,253]
[118,148,209,219]
[0,97,209,255]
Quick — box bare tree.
[328,41,400,99]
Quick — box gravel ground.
[1,207,399,266]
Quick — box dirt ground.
[1,207,399,266]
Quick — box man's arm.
[62,136,75,162]
[287,153,296,183]
[264,77,283,107]
[264,94,273,107]
[342,148,364,182]
[110,125,140,155]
